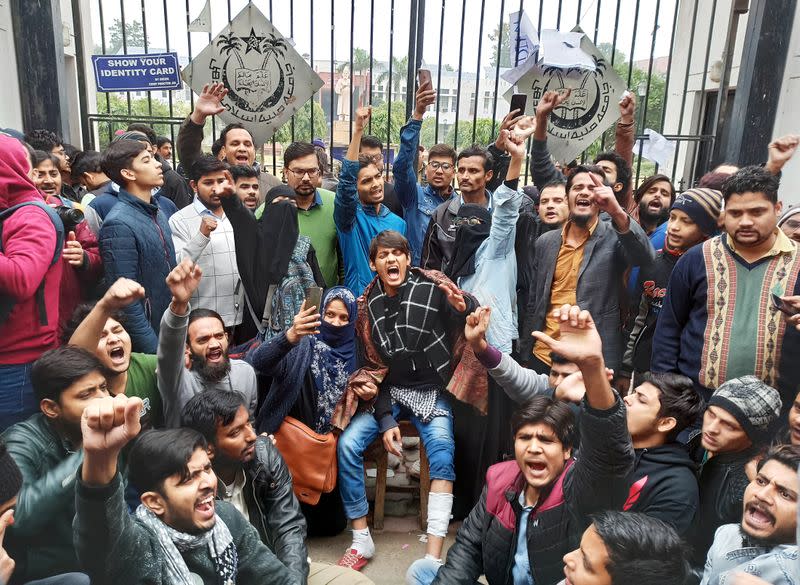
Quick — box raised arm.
[157,259,203,427]
[170,213,216,263]
[68,277,145,351]
[530,90,570,189]
[334,107,371,232]
[177,82,228,170]
[394,83,435,208]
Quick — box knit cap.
[0,442,22,505]
[670,188,722,237]
[112,130,151,145]
[778,206,800,227]
[708,376,782,444]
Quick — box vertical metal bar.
[626,0,642,88]
[184,0,195,115]
[349,0,355,141]
[516,0,525,66]
[490,0,506,138]
[556,0,562,29]
[405,0,419,122]
[600,0,623,151]
[691,0,718,184]
[434,0,446,144]
[140,0,152,117]
[368,0,375,135]
[329,0,334,162]
[471,0,486,144]
[593,0,602,44]
[290,0,296,142]
[163,0,175,159]
[670,0,701,182]
[537,0,544,34]
[634,0,662,184]
[98,0,112,145]
[120,0,132,115]
[270,0,276,172]
[386,0,395,178]
[71,0,92,147]
[710,6,741,168]
[310,0,315,140]
[653,0,680,174]
[452,0,467,151]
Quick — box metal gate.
[81,0,740,190]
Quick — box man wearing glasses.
[268,142,340,288]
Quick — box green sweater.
[125,352,162,428]
[256,189,340,287]
[75,472,300,584]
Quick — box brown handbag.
[273,416,338,505]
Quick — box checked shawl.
[331,268,488,430]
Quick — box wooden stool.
[367,420,430,531]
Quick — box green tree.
[377,56,409,102]
[445,118,499,151]
[488,23,511,68]
[370,100,407,146]
[94,93,189,149]
[338,48,372,77]
[107,19,147,54]
[274,99,329,144]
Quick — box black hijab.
[445,203,492,279]
[227,185,300,321]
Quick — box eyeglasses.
[454,216,486,227]
[428,161,454,171]
[286,167,321,179]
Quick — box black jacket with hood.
[623,442,699,537]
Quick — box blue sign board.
[92,53,183,92]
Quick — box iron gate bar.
[634,0,662,183]
[654,0,681,175]
[434,0,446,144]
[490,0,506,139]
[349,0,355,142]
[556,0,562,29]
[72,0,92,149]
[270,0,277,171]
[710,2,744,169]
[670,0,702,183]
[599,0,623,153]
[330,0,334,162]
[627,0,642,89]
[96,0,112,146]
[471,0,487,144]
[452,0,467,151]
[311,0,316,141]
[405,0,419,122]
[693,0,719,186]
[536,0,543,36]
[368,0,375,136]
[290,0,296,142]
[119,0,131,116]
[163,0,176,158]
[140,0,153,117]
[386,0,395,179]
[593,0,601,44]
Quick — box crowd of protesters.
[0,73,799,585]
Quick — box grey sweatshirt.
[157,306,258,427]
[477,345,554,403]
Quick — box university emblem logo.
[505,27,626,164]
[181,5,323,145]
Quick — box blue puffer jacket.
[89,182,178,223]
[98,189,176,353]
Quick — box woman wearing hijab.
[221,182,325,343]
[0,134,65,431]
[249,286,358,535]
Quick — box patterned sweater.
[652,232,800,405]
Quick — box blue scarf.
[310,287,357,432]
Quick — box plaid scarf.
[135,505,238,585]
[367,272,452,381]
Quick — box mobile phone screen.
[306,287,323,311]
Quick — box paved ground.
[308,516,474,585]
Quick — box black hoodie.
[622,442,700,537]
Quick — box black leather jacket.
[217,436,308,581]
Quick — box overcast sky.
[91,0,678,70]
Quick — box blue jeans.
[0,362,37,432]
[406,558,442,585]
[337,397,455,520]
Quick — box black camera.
[54,206,84,233]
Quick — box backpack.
[0,201,65,325]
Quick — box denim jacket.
[394,118,453,265]
[700,524,800,585]
[457,183,523,353]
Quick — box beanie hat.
[778,206,800,227]
[0,442,22,505]
[112,130,151,145]
[708,376,782,444]
[670,188,723,237]
[522,184,540,206]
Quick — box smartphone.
[510,93,527,116]
[417,68,432,89]
[771,293,799,316]
[305,286,323,311]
